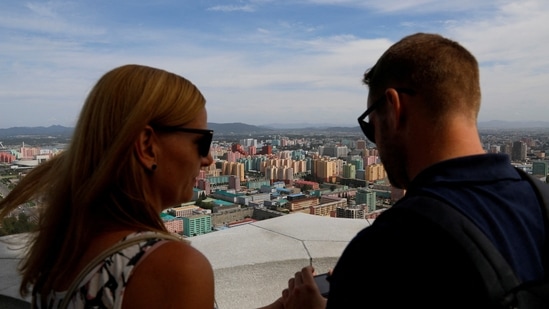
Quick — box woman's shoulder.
[122,233,215,308]
[138,233,212,273]
[125,231,201,259]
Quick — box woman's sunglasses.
[153,126,214,157]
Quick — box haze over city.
[1,0,548,129]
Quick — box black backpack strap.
[402,195,521,307]
[514,167,549,231]
[514,168,549,303]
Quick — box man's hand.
[282,266,327,309]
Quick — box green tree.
[201,202,214,210]
[0,212,36,236]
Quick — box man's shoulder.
[330,196,490,308]
[364,195,437,230]
[349,196,458,249]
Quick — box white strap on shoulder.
[59,232,183,309]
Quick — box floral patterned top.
[33,231,179,309]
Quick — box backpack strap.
[514,168,549,303]
[403,195,522,307]
[404,168,549,308]
[514,167,549,234]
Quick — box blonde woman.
[0,64,217,308]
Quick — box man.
[281,33,546,308]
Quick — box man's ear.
[385,88,405,130]
[135,125,157,171]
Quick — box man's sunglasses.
[357,88,415,144]
[153,126,214,157]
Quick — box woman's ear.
[135,125,157,171]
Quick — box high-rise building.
[500,143,513,158]
[356,169,365,180]
[511,141,527,162]
[532,160,549,177]
[251,156,267,171]
[220,161,245,181]
[0,151,15,163]
[322,145,349,158]
[313,159,338,182]
[349,158,364,171]
[239,138,257,147]
[356,139,367,150]
[228,175,241,190]
[366,163,386,181]
[355,188,377,212]
[238,157,253,172]
[183,215,212,237]
[343,164,356,179]
[261,144,272,155]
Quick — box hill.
[1,120,548,138]
[0,125,73,138]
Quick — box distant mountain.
[262,122,351,129]
[209,122,361,134]
[0,125,73,138]
[0,123,274,138]
[1,120,548,138]
[477,120,549,129]
[208,122,274,134]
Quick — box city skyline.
[1,0,549,129]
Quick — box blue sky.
[1,0,548,129]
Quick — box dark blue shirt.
[327,154,545,309]
[409,153,545,282]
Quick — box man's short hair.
[363,33,481,120]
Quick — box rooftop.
[0,213,370,309]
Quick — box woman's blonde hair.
[0,64,206,296]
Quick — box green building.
[355,188,377,212]
[532,160,548,177]
[183,214,212,237]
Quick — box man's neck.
[405,118,485,182]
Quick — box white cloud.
[207,5,256,12]
[441,0,549,121]
[303,0,500,13]
[0,0,548,127]
[25,2,58,17]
